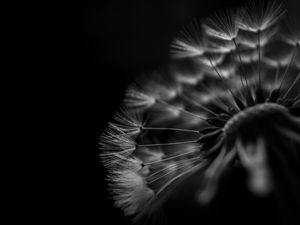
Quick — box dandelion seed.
[124,88,156,110]
[238,0,286,32]
[100,126,137,158]
[171,20,206,59]
[203,8,239,41]
[171,39,206,58]
[108,169,155,216]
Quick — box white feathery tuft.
[203,8,239,41]
[100,125,136,156]
[112,108,143,136]
[108,169,155,216]
[171,38,206,58]
[124,88,156,110]
[171,21,206,58]
[237,0,285,32]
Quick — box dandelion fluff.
[100,1,300,224]
[108,169,155,216]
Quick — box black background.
[51,0,300,224]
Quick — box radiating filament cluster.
[100,1,300,224]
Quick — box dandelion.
[100,1,300,224]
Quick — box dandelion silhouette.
[100,0,300,224]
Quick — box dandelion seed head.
[100,1,300,223]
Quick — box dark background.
[51,0,300,224]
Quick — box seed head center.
[223,103,287,135]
